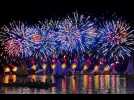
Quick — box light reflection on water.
[0,75,134,94]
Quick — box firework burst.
[97,19,134,61]
[0,14,134,68]
[3,38,22,57]
[36,19,59,60]
[1,21,34,58]
[55,12,97,55]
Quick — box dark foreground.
[0,75,134,94]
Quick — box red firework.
[4,39,22,57]
[32,33,42,43]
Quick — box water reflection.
[116,75,120,93]
[83,75,89,93]
[31,74,36,82]
[88,76,93,94]
[51,87,56,94]
[3,75,9,84]
[100,75,105,93]
[0,75,134,94]
[111,75,116,93]
[71,75,77,94]
[61,78,67,94]
[104,75,110,93]
[94,75,99,92]
[40,75,47,83]
[3,74,17,84]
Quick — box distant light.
[72,63,77,69]
[111,63,115,66]
[115,61,119,64]
[51,64,56,69]
[99,61,103,64]
[12,67,17,72]
[32,65,36,70]
[104,65,110,71]
[83,65,88,70]
[4,67,10,73]
[12,74,17,83]
[61,63,66,69]
[64,55,66,58]
[94,65,99,72]
[42,64,47,69]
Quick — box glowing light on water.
[115,61,120,64]
[61,63,66,69]
[83,75,89,91]
[72,63,77,69]
[111,75,116,93]
[104,75,110,89]
[88,76,93,94]
[42,64,47,69]
[83,64,88,71]
[12,66,17,72]
[40,75,47,83]
[51,87,56,94]
[100,75,105,90]
[71,75,77,94]
[61,78,67,94]
[3,75,9,84]
[104,65,110,72]
[32,65,36,70]
[4,67,10,73]
[94,75,99,90]
[12,74,17,83]
[51,64,56,70]
[31,74,36,82]
[93,65,99,73]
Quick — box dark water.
[0,75,134,94]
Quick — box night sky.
[0,0,133,73]
[0,0,133,25]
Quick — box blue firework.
[55,12,97,55]
[37,20,59,60]
[96,19,134,61]
[1,21,34,58]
